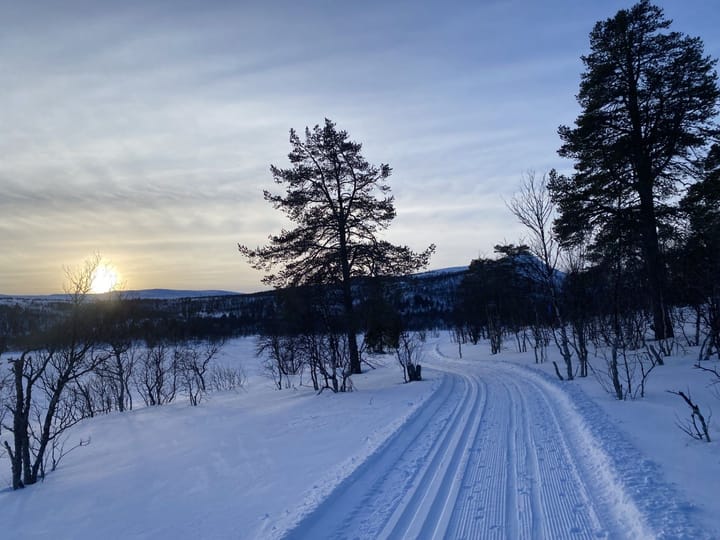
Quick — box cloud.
[1,0,718,293]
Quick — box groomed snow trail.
[282,351,651,540]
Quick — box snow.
[556,352,720,537]
[1,334,718,539]
[469,339,720,539]
[0,339,438,539]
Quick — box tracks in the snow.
[376,366,486,539]
[281,359,646,540]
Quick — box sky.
[1,0,718,294]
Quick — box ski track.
[280,347,709,540]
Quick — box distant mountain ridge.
[121,289,242,300]
[0,289,242,303]
[0,266,476,343]
[414,266,468,277]
[0,267,470,303]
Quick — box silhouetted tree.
[551,0,719,340]
[456,245,543,353]
[239,119,434,374]
[362,277,402,354]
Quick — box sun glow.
[91,264,119,294]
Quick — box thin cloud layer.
[1,0,718,293]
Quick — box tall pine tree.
[550,1,719,340]
[239,119,434,374]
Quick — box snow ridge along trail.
[282,349,653,540]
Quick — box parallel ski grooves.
[282,356,650,540]
[283,372,464,539]
[380,372,486,539]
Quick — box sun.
[91,264,119,294]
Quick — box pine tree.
[672,144,720,352]
[550,1,719,340]
[239,119,434,374]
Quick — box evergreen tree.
[671,144,720,352]
[550,0,719,340]
[239,119,434,374]
[680,144,720,255]
[456,244,543,346]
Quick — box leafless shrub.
[695,360,720,400]
[698,292,720,360]
[72,373,113,418]
[621,310,651,351]
[668,389,711,442]
[175,340,224,406]
[634,348,658,399]
[98,342,137,412]
[530,324,550,364]
[258,330,353,393]
[209,365,245,392]
[133,343,178,406]
[303,332,353,393]
[45,436,90,476]
[257,335,303,390]
[451,325,467,358]
[590,344,658,400]
[698,295,720,360]
[672,306,701,348]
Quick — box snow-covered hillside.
[0,334,718,539]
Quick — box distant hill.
[0,289,242,304]
[414,266,468,277]
[0,267,471,304]
[0,268,470,340]
[120,289,242,300]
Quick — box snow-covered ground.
[1,334,718,539]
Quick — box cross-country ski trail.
[281,342,710,539]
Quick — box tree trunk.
[116,353,126,412]
[9,357,25,489]
[626,53,673,341]
[27,372,69,485]
[341,279,361,374]
[637,180,673,340]
[338,219,361,374]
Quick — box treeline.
[453,237,719,388]
[0,293,275,348]
[0,270,461,351]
